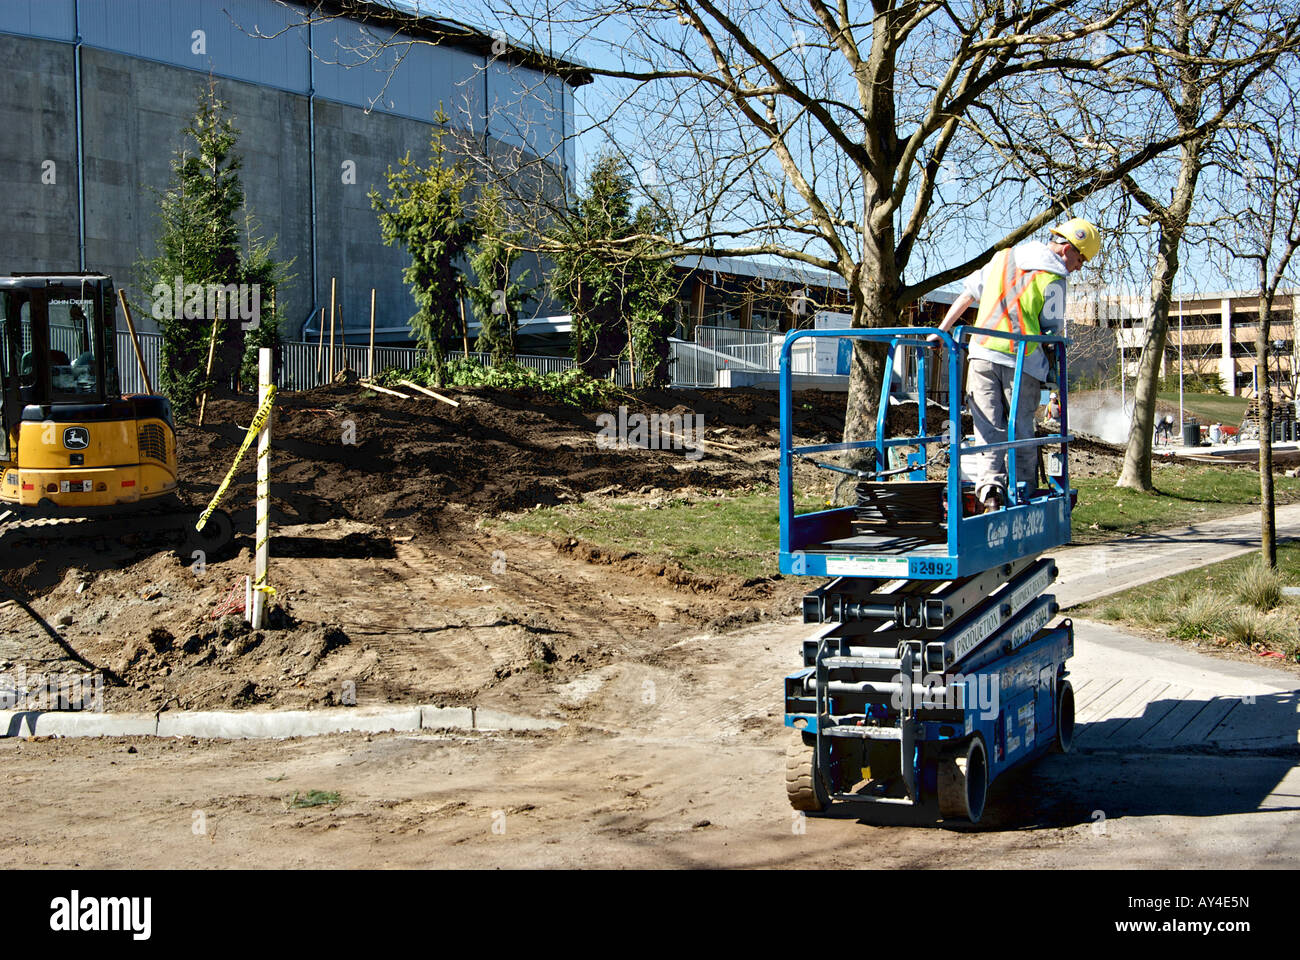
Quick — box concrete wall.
[0,21,569,346]
[311,99,434,346]
[0,34,80,273]
[79,48,313,333]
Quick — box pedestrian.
[933,218,1100,512]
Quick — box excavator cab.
[0,273,179,513]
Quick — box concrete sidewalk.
[1067,619,1297,752]
[1053,502,1300,609]
[1047,505,1300,751]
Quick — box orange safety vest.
[971,248,1060,356]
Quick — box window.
[47,298,99,399]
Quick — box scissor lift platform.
[778,326,1077,823]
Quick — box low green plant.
[1168,592,1233,642]
[288,790,341,808]
[381,356,618,408]
[1221,608,1291,648]
[1073,543,1300,661]
[1232,558,1282,612]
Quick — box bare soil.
[3,386,1295,869]
[1,385,856,713]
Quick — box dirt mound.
[1,386,840,712]
[181,385,846,533]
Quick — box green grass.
[1075,547,1300,661]
[491,466,1298,580]
[1070,466,1300,543]
[491,487,823,580]
[288,790,341,809]
[1155,391,1248,424]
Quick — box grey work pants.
[966,358,1041,501]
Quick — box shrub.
[1169,592,1233,641]
[1233,558,1282,612]
[1221,608,1293,649]
[381,356,619,408]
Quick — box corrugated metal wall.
[0,0,563,140]
[0,0,75,41]
[77,0,309,92]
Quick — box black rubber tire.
[937,736,988,824]
[1053,679,1075,754]
[785,731,830,812]
[185,509,233,556]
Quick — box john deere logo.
[63,427,89,450]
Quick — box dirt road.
[4,615,1296,869]
[5,383,1292,868]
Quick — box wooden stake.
[116,289,153,395]
[338,301,347,371]
[197,314,220,426]
[397,378,460,407]
[251,347,272,629]
[459,296,470,356]
[328,277,336,381]
[315,307,325,383]
[362,381,411,400]
[368,288,376,380]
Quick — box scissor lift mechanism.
[780,327,1076,823]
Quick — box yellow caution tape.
[195,386,277,531]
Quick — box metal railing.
[110,328,912,394]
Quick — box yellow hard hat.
[1050,218,1100,261]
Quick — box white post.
[252,347,272,629]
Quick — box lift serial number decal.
[910,558,954,577]
[824,555,910,576]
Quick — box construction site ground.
[2,384,1297,868]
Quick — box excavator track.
[0,504,232,557]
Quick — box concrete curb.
[0,704,561,740]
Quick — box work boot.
[979,488,1004,513]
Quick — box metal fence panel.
[108,334,770,394]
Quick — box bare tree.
[264,2,1244,443]
[1208,61,1300,566]
[1073,0,1298,493]
[257,1,1300,489]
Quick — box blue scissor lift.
[780,326,1077,823]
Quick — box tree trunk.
[842,272,898,485]
[1117,227,1184,492]
[1258,282,1276,568]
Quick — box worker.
[1156,413,1173,445]
[1045,391,1061,422]
[934,218,1100,512]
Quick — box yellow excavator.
[0,273,230,551]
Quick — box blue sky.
[384,1,1287,299]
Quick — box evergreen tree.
[547,155,677,383]
[139,81,290,415]
[238,212,294,390]
[369,112,477,384]
[467,187,534,363]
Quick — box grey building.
[0,0,587,344]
